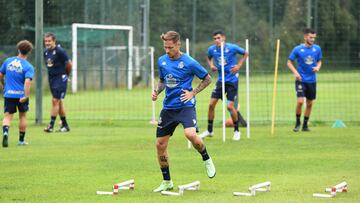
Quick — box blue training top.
[0,57,34,98]
[44,45,70,77]
[158,53,208,110]
[207,43,246,84]
[288,44,322,83]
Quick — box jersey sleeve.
[25,64,34,79]
[0,61,6,74]
[234,44,246,55]
[59,48,70,64]
[288,47,298,61]
[157,59,164,81]
[207,47,213,59]
[191,60,208,80]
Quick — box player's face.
[44,37,56,49]
[163,40,181,59]
[304,33,316,46]
[213,34,225,47]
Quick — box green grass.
[1,71,359,202]
[1,120,359,202]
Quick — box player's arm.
[287,59,301,81]
[65,60,72,76]
[19,78,32,103]
[152,79,165,101]
[180,74,211,103]
[231,51,249,74]
[0,73,4,90]
[313,60,322,72]
[207,57,217,72]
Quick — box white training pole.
[186,38,192,149]
[221,42,226,143]
[150,47,157,125]
[245,39,250,138]
[71,24,78,93]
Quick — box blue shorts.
[4,98,29,114]
[295,81,316,100]
[211,81,238,101]
[49,74,68,99]
[156,107,198,137]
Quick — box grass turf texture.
[1,121,359,202]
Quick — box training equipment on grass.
[161,181,200,196]
[96,179,135,195]
[313,181,347,198]
[233,181,271,197]
[271,39,280,135]
[332,119,346,128]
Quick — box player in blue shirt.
[287,28,322,132]
[43,32,72,133]
[152,31,215,192]
[1,40,34,147]
[199,30,248,141]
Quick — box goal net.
[71,23,133,92]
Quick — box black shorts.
[211,81,238,101]
[295,81,316,100]
[156,107,198,137]
[4,98,29,114]
[49,74,68,99]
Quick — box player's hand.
[19,97,28,103]
[230,64,240,74]
[210,65,217,72]
[294,72,302,81]
[152,90,158,101]
[180,89,194,103]
[312,66,320,72]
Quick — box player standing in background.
[152,31,216,192]
[43,32,72,133]
[199,30,248,141]
[287,28,322,132]
[1,40,34,147]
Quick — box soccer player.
[152,31,216,192]
[199,30,248,141]
[43,32,72,133]
[287,28,322,132]
[0,40,34,147]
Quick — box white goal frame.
[71,23,133,92]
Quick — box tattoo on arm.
[193,74,211,95]
[156,80,165,94]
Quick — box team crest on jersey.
[225,48,229,53]
[312,48,316,52]
[217,57,227,66]
[47,58,54,67]
[162,61,166,66]
[7,59,23,73]
[300,49,305,52]
[305,56,314,65]
[165,74,178,88]
[53,50,56,55]
[178,61,184,69]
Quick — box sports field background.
[1,70,360,202]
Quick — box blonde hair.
[160,31,180,43]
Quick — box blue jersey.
[0,57,34,98]
[289,44,322,83]
[207,43,246,83]
[44,45,70,77]
[158,53,208,110]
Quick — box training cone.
[332,119,346,128]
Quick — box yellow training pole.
[271,39,280,135]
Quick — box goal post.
[71,23,133,92]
